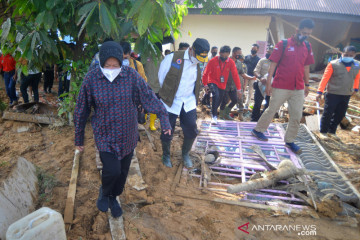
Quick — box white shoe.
[211,116,218,124]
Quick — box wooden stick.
[143,127,157,151]
[171,162,184,192]
[64,150,81,229]
[250,145,277,170]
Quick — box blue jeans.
[4,70,17,103]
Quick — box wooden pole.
[64,150,81,230]
[277,17,342,54]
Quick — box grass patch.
[36,166,58,205]
[0,160,9,168]
[0,99,7,111]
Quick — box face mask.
[122,59,130,67]
[235,55,241,59]
[342,57,354,63]
[251,50,257,55]
[265,53,271,59]
[220,56,228,62]
[297,34,308,42]
[211,52,217,57]
[100,66,121,82]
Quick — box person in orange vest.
[316,46,360,136]
[0,52,18,106]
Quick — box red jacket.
[0,54,16,72]
[202,56,241,90]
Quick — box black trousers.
[160,105,198,142]
[201,91,210,106]
[220,90,237,110]
[320,93,351,134]
[20,73,41,103]
[100,151,134,197]
[43,70,54,92]
[251,81,270,122]
[208,83,225,117]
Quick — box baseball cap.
[192,38,210,62]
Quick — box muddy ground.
[0,81,360,240]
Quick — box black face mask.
[220,56,228,62]
[211,52,217,57]
[251,50,257,55]
[265,53,271,59]
[235,55,241,59]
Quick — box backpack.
[273,39,311,77]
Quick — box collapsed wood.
[227,160,303,194]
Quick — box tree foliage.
[0,0,220,118]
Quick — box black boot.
[161,140,172,168]
[96,186,109,212]
[109,196,123,218]
[182,138,196,168]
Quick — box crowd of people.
[2,17,358,219]
[75,18,358,219]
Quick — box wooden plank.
[171,162,184,192]
[95,145,102,170]
[64,150,81,228]
[127,150,148,191]
[305,115,320,131]
[143,127,157,151]
[107,197,126,240]
[175,192,318,216]
[2,111,57,124]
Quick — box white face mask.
[100,66,121,82]
[122,59,130,67]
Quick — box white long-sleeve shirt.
[158,49,198,115]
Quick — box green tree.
[0,0,220,120]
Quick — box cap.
[99,41,123,67]
[192,38,210,62]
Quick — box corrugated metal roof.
[178,0,360,16]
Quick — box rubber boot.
[161,140,172,168]
[224,106,234,120]
[149,114,157,131]
[219,109,226,120]
[143,114,147,125]
[182,138,196,168]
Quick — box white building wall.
[173,14,271,57]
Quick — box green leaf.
[35,12,46,26]
[31,32,40,51]
[44,13,54,30]
[19,35,32,51]
[127,0,145,18]
[137,1,154,36]
[99,2,112,35]
[77,2,97,26]
[78,2,97,38]
[1,18,11,43]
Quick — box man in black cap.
[158,38,210,168]
[74,41,171,218]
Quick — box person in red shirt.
[202,45,242,124]
[251,19,315,154]
[0,53,18,106]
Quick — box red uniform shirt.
[0,54,16,72]
[270,36,314,90]
[202,56,241,90]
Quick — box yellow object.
[144,114,147,125]
[149,114,157,131]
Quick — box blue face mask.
[342,57,354,63]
